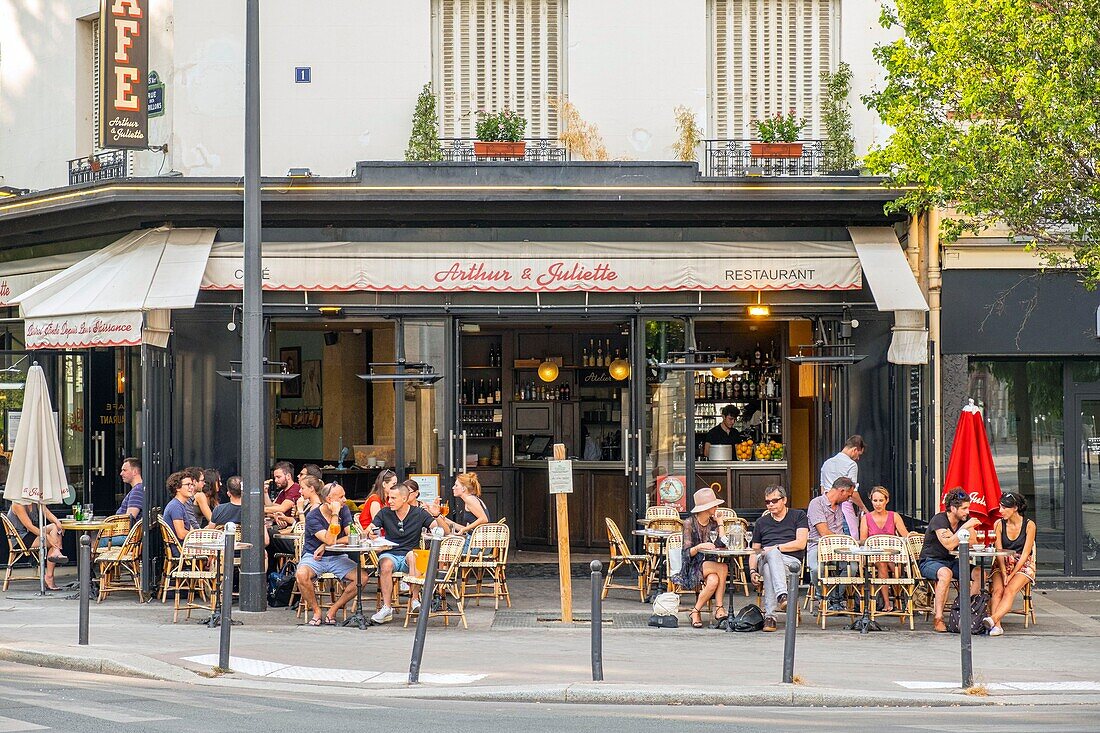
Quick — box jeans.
[807,544,854,605]
[759,548,802,617]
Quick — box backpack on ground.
[730,603,765,632]
[946,590,991,634]
[267,566,296,607]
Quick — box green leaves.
[865,0,1100,287]
[405,83,443,162]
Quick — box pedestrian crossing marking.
[182,654,486,684]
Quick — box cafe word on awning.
[10,227,215,349]
[201,240,864,293]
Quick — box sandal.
[306,616,322,627]
[714,606,729,621]
[322,616,337,626]
[690,607,704,628]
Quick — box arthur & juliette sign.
[99,0,149,149]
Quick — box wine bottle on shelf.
[596,341,604,368]
[754,342,762,366]
[587,339,595,366]
[494,379,502,403]
[582,345,589,367]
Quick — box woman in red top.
[359,469,397,527]
[859,486,909,613]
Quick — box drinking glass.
[708,529,718,546]
[441,504,450,518]
[85,503,94,520]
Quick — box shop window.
[1071,360,1100,384]
[710,0,835,138]
[968,361,1063,573]
[434,0,563,138]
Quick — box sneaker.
[762,616,777,632]
[827,601,846,612]
[410,600,422,613]
[371,606,394,624]
[776,593,788,612]
[399,581,410,593]
[989,625,1004,637]
[982,616,995,630]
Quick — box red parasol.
[941,399,1002,530]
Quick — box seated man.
[6,501,67,591]
[365,482,446,624]
[748,485,808,632]
[918,487,982,632]
[807,476,857,610]
[294,482,357,626]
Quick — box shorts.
[378,551,410,574]
[297,553,357,579]
[919,558,960,581]
[97,535,127,549]
[992,554,1036,582]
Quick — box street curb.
[0,644,196,684]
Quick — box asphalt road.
[0,661,1094,733]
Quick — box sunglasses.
[764,497,783,505]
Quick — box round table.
[953,547,1014,588]
[59,519,115,599]
[699,547,756,631]
[833,546,901,634]
[633,529,677,603]
[331,539,396,629]
[188,541,254,628]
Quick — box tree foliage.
[821,62,858,172]
[405,83,443,162]
[864,0,1100,286]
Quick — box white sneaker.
[989,625,1004,637]
[410,599,422,613]
[371,606,394,624]
[399,581,410,593]
[982,616,995,630]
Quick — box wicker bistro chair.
[168,529,222,623]
[714,508,737,524]
[904,534,937,620]
[157,515,185,602]
[816,535,865,629]
[645,516,683,594]
[1,514,41,591]
[96,520,144,602]
[645,504,679,521]
[459,523,512,609]
[92,515,132,560]
[864,534,916,629]
[602,518,650,602]
[663,533,716,615]
[718,516,752,596]
[405,536,468,629]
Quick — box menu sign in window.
[99,0,149,149]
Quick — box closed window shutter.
[92,17,101,152]
[712,0,833,139]
[437,0,562,138]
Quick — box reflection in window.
[968,361,1063,573]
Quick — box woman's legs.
[989,570,1007,612]
[990,574,1032,627]
[874,561,893,611]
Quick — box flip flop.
[306,616,322,627]
[322,616,337,626]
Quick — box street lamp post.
[240,0,266,612]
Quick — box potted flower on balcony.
[751,110,807,158]
[473,109,528,158]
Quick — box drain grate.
[492,610,649,629]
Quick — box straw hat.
[691,486,724,513]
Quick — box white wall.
[840,0,901,156]
[566,0,707,160]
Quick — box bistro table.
[59,518,114,600]
[188,540,254,628]
[699,547,756,631]
[953,546,1014,588]
[331,539,396,629]
[633,529,677,603]
[835,545,901,634]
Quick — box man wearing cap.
[748,485,808,632]
[671,487,730,628]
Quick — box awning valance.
[10,227,216,349]
[201,239,863,293]
[848,227,929,366]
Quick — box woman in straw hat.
[671,487,729,628]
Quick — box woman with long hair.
[196,468,222,526]
[448,472,491,548]
[984,492,1037,636]
[670,487,729,628]
[359,469,397,527]
[858,485,909,612]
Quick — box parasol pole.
[38,501,46,596]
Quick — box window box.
[473,141,527,159]
[750,142,804,158]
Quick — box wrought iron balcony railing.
[439,137,569,162]
[703,139,832,178]
[68,149,129,185]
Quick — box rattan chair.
[405,536,467,628]
[168,529,222,623]
[645,504,679,520]
[865,534,916,629]
[714,508,737,523]
[664,533,715,614]
[96,520,144,602]
[645,516,682,593]
[459,522,512,608]
[816,535,864,628]
[718,516,751,596]
[904,533,936,620]
[157,515,184,602]
[1,514,41,591]
[92,515,132,560]
[601,518,650,602]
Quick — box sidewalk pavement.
[2,569,1099,708]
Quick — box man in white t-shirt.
[819,435,867,541]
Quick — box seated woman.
[671,487,729,628]
[358,469,397,528]
[984,492,1036,637]
[446,472,491,550]
[858,485,909,612]
[195,468,221,527]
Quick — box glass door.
[1073,395,1100,574]
[633,318,689,515]
[400,319,459,497]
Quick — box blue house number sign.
[295,67,311,84]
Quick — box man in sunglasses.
[748,485,808,632]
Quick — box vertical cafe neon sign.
[99,0,148,149]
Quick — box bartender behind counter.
[703,404,741,459]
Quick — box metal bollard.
[782,566,798,683]
[958,530,973,688]
[409,527,444,684]
[78,534,91,645]
[218,523,235,671]
[590,560,604,682]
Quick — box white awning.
[0,251,95,307]
[201,239,864,293]
[11,227,216,349]
[848,227,929,365]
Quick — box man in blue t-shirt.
[294,483,357,626]
[101,457,144,548]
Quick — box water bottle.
[73,504,83,521]
[729,522,745,550]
